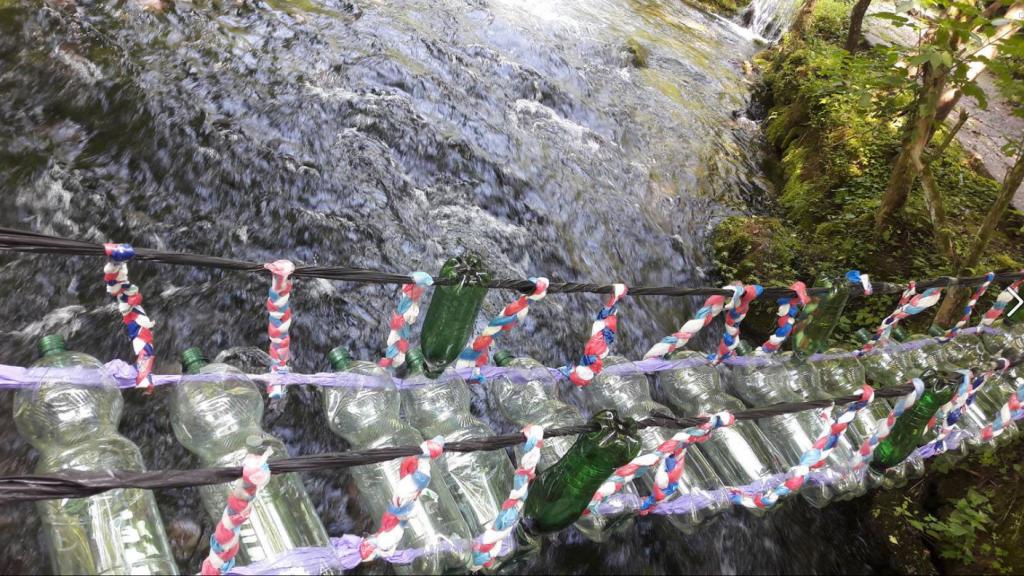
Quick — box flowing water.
[0,0,891,573]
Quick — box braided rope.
[471,425,544,571]
[730,385,875,509]
[758,281,810,354]
[264,260,295,399]
[640,411,736,514]
[458,278,550,381]
[929,359,1011,453]
[643,285,743,359]
[979,274,1024,327]
[846,270,873,296]
[711,283,762,364]
[380,272,433,370]
[859,283,943,355]
[941,272,994,341]
[103,243,156,392]
[849,378,926,473]
[566,284,628,387]
[586,411,735,516]
[358,436,446,564]
[980,369,1024,442]
[200,449,273,575]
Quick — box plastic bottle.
[172,348,331,570]
[14,335,178,575]
[656,350,784,498]
[323,348,472,573]
[725,343,860,506]
[871,369,956,472]
[490,351,631,541]
[402,349,515,539]
[791,276,850,361]
[419,255,490,378]
[584,355,728,531]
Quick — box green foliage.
[893,488,1006,568]
[712,1,1024,342]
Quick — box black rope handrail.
[0,372,979,504]
[1,227,1021,298]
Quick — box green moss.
[680,0,745,16]
[711,0,1023,342]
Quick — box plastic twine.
[930,359,1010,453]
[730,385,875,509]
[566,284,628,387]
[758,281,810,354]
[586,411,735,516]
[643,284,743,359]
[471,425,544,570]
[458,277,550,382]
[981,368,1024,442]
[358,436,446,564]
[846,270,873,296]
[941,272,994,341]
[103,243,156,392]
[859,283,943,355]
[264,260,295,399]
[201,449,273,575]
[711,283,762,364]
[979,274,1024,327]
[380,271,433,370]
[850,378,926,473]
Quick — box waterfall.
[745,0,803,42]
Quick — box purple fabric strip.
[0,326,1000,391]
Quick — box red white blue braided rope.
[930,360,1011,453]
[941,272,994,341]
[566,284,628,387]
[458,277,549,382]
[859,283,943,355]
[585,411,734,516]
[849,377,925,473]
[201,449,273,575]
[640,411,736,514]
[711,283,762,364]
[979,275,1024,327]
[981,363,1024,442]
[358,436,446,564]
[846,269,872,296]
[471,425,544,571]
[380,271,433,370]
[643,284,743,359]
[730,385,874,509]
[757,281,810,354]
[264,260,295,399]
[103,243,156,392]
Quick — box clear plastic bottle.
[14,335,178,575]
[323,348,472,573]
[656,350,784,511]
[401,349,515,541]
[490,351,631,541]
[980,323,1024,441]
[724,345,860,506]
[584,355,728,531]
[812,348,893,495]
[171,348,331,571]
[933,329,1016,445]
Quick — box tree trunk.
[845,0,872,53]
[934,2,1023,123]
[876,64,948,230]
[933,142,1024,326]
[792,0,818,38]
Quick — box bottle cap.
[38,334,66,358]
[853,328,871,344]
[891,326,909,342]
[493,350,515,367]
[180,347,209,375]
[927,324,945,337]
[327,347,351,371]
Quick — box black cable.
[1,227,1022,298]
[6,352,1018,505]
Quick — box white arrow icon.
[1009,287,1024,318]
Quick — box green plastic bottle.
[521,410,641,534]
[419,255,491,378]
[871,370,956,471]
[792,277,850,360]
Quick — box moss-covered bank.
[711,0,1024,344]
